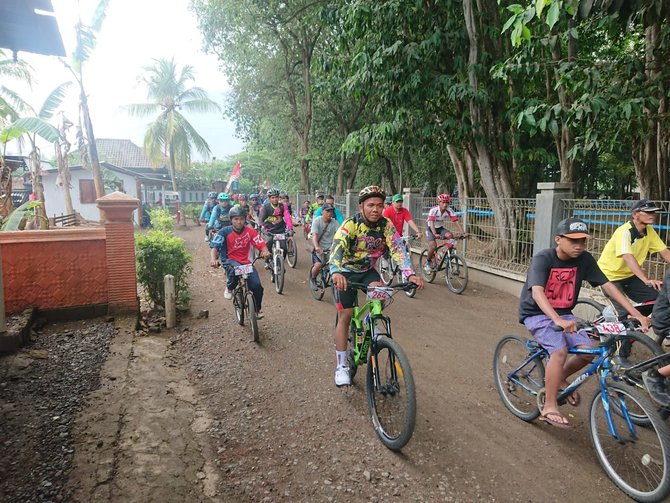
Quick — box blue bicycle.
[493,320,670,502]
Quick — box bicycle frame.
[509,339,644,441]
[350,297,388,367]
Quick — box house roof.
[70,138,169,177]
[0,0,65,58]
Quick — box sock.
[336,351,347,368]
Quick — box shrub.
[135,230,192,308]
[182,203,202,224]
[147,207,174,232]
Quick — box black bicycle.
[232,258,262,343]
[309,250,335,302]
[419,234,469,294]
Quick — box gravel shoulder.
[0,224,629,502]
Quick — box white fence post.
[165,274,176,329]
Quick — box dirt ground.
[2,223,635,502]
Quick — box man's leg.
[247,268,264,312]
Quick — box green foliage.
[147,207,174,232]
[0,201,41,230]
[182,204,202,223]
[135,230,192,308]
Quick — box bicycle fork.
[368,315,402,394]
[598,371,639,443]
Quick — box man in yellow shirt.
[597,199,670,318]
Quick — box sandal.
[539,410,572,429]
[564,390,581,407]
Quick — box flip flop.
[539,410,572,429]
[558,388,581,407]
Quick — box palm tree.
[126,58,221,194]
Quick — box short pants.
[523,314,593,354]
[333,269,381,310]
[425,226,452,242]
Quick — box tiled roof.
[95,139,153,169]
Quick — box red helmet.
[437,193,451,203]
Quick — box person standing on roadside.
[597,199,670,318]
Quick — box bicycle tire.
[573,298,605,323]
[612,331,665,424]
[588,382,670,502]
[234,288,245,326]
[309,267,325,301]
[418,249,436,283]
[366,336,416,451]
[379,256,394,285]
[493,335,544,422]
[286,236,297,268]
[274,254,285,294]
[445,253,468,294]
[247,291,259,343]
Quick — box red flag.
[225,161,242,191]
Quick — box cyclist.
[249,194,261,227]
[305,193,325,224]
[309,203,338,291]
[299,200,311,224]
[382,193,421,237]
[210,206,271,319]
[314,194,344,224]
[258,188,294,272]
[597,199,670,319]
[280,193,295,222]
[330,185,424,387]
[424,193,467,272]
[520,217,649,428]
[208,192,233,235]
[199,191,218,242]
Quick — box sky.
[5,0,245,162]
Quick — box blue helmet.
[208,191,217,198]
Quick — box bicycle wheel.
[573,298,605,323]
[418,249,436,283]
[309,267,325,301]
[286,236,297,268]
[233,288,245,325]
[378,256,394,285]
[588,382,670,502]
[445,253,468,294]
[493,335,544,421]
[366,336,416,451]
[246,291,259,343]
[274,254,285,294]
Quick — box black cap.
[631,199,661,213]
[555,217,590,238]
[321,203,335,211]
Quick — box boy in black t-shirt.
[520,217,649,428]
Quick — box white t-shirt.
[426,205,458,229]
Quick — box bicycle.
[265,231,287,294]
[574,297,661,340]
[342,281,417,451]
[493,319,670,502]
[308,250,335,302]
[378,235,419,298]
[286,231,298,268]
[231,257,262,343]
[418,234,468,294]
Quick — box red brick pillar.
[97,192,140,315]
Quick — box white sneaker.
[204,236,209,242]
[224,289,233,300]
[335,366,351,387]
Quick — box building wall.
[41,169,140,223]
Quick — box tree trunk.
[79,88,105,201]
[55,141,74,215]
[0,157,13,219]
[346,153,361,190]
[28,148,48,229]
[382,157,397,195]
[336,151,345,196]
[550,30,576,183]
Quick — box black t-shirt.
[652,269,670,336]
[518,248,608,322]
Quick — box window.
[80,179,97,204]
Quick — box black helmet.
[228,206,246,219]
[267,188,280,196]
[358,185,386,203]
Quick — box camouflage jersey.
[329,213,415,278]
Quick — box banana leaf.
[1,201,41,231]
